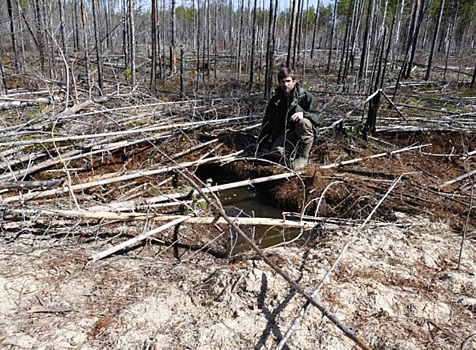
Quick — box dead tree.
[310,0,321,59]
[7,0,19,71]
[92,0,104,93]
[286,0,299,68]
[425,0,445,80]
[326,0,338,74]
[151,0,158,93]
[264,0,277,99]
[249,0,258,91]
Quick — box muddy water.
[218,186,311,252]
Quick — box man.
[257,68,321,170]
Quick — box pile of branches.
[1,85,476,250]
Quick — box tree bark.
[310,0,321,59]
[7,0,19,71]
[249,0,258,91]
[286,0,299,68]
[425,0,445,81]
[326,0,338,74]
[151,0,158,93]
[92,0,104,93]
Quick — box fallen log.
[89,213,195,262]
[88,170,300,212]
[2,151,242,203]
[2,206,322,228]
[0,116,249,147]
[0,179,64,190]
[0,96,61,110]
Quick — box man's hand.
[289,111,304,122]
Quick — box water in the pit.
[218,186,313,252]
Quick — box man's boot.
[291,140,313,170]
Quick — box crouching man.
[256,68,321,170]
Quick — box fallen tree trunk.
[2,152,242,203]
[2,206,323,228]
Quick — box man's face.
[279,76,296,96]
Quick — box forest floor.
[1,66,476,349]
[0,211,475,349]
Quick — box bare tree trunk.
[151,0,158,93]
[0,59,6,94]
[301,0,311,81]
[381,1,397,89]
[34,0,46,74]
[404,0,426,79]
[358,0,374,83]
[180,47,185,95]
[196,0,201,88]
[92,0,104,93]
[264,0,277,98]
[471,59,476,86]
[81,0,92,93]
[237,0,245,75]
[170,0,177,75]
[7,0,19,71]
[214,1,218,83]
[161,0,166,79]
[206,0,211,78]
[310,0,321,59]
[249,0,258,91]
[73,0,80,51]
[286,0,299,68]
[104,0,113,51]
[122,0,129,73]
[326,0,338,74]
[129,0,136,86]
[338,1,354,84]
[425,0,445,80]
[444,0,459,79]
[293,0,304,69]
[372,0,388,91]
[343,0,363,82]
[393,0,405,66]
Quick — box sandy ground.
[0,213,475,350]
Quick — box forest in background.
[0,0,476,101]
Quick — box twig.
[441,169,476,188]
[460,333,476,350]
